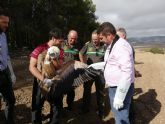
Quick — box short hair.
[116,27,127,38]
[0,7,9,17]
[97,22,116,36]
[92,29,97,35]
[49,27,63,39]
[91,30,98,40]
[91,30,98,37]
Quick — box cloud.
[92,0,165,37]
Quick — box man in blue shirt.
[0,7,16,124]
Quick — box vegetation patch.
[147,47,164,54]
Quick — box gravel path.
[0,49,164,124]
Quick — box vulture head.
[43,46,61,79]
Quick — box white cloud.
[92,0,165,37]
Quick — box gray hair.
[116,27,127,39]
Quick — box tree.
[1,0,99,49]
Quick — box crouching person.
[29,27,64,124]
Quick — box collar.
[113,35,119,43]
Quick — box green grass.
[147,47,164,54]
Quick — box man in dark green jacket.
[62,30,82,110]
[79,30,106,119]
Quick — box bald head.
[68,30,78,45]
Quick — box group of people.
[0,7,136,124]
[29,27,107,124]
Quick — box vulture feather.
[36,46,102,99]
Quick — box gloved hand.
[88,62,105,70]
[8,59,16,86]
[47,46,60,59]
[43,78,53,87]
[113,77,131,110]
[113,96,124,110]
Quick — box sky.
[92,0,165,37]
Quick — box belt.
[109,83,134,88]
[110,86,117,88]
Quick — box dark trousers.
[0,69,15,124]
[31,78,62,124]
[82,73,105,115]
[31,79,44,124]
[66,89,75,109]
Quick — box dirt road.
[0,49,164,124]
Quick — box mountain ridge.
[128,36,165,43]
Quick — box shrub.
[148,47,164,54]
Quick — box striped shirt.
[30,42,64,64]
[30,42,49,59]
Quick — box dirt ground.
[0,48,165,124]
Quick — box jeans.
[108,84,134,124]
[0,68,15,124]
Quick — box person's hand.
[88,62,105,71]
[43,78,53,87]
[113,97,124,110]
[113,77,132,110]
[11,74,16,86]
